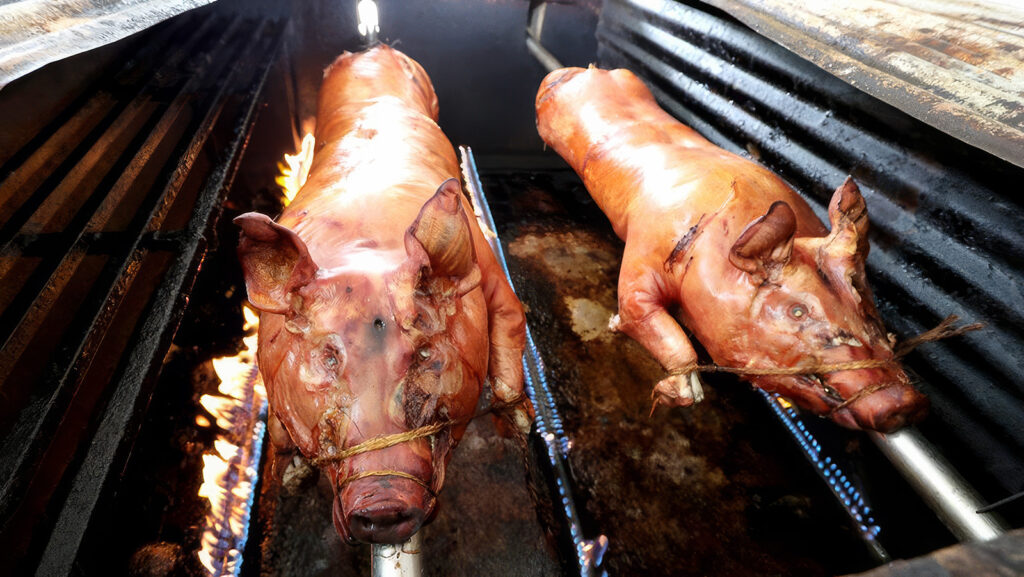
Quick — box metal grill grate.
[0,10,283,573]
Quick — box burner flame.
[196,137,316,575]
[196,306,266,577]
[275,133,315,205]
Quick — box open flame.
[196,134,316,575]
[275,132,316,205]
[196,307,266,576]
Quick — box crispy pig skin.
[536,67,926,432]
[235,46,527,544]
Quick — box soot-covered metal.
[0,7,283,573]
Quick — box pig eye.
[321,345,344,372]
[417,346,431,360]
[789,304,808,320]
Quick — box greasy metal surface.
[482,164,883,576]
[697,0,1024,168]
[463,146,609,576]
[0,9,283,573]
[0,0,216,88]
[597,0,1024,525]
[254,418,562,576]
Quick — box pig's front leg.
[611,255,705,413]
[478,251,531,433]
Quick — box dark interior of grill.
[0,0,1021,575]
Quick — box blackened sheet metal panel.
[697,0,1024,169]
[596,0,1024,505]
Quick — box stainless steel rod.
[526,35,564,74]
[371,532,422,577]
[869,427,1007,542]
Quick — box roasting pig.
[535,66,927,432]
[235,46,528,544]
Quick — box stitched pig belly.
[535,66,926,432]
[235,46,527,545]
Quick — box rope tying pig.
[313,392,531,494]
[666,315,982,414]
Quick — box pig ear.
[730,201,797,280]
[826,176,870,259]
[406,178,478,281]
[235,212,319,314]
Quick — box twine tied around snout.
[666,314,982,416]
[310,393,530,495]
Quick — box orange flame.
[197,132,314,574]
[196,306,265,576]
[275,133,316,205]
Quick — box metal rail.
[460,146,608,577]
[526,1,564,73]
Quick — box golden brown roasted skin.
[235,46,527,544]
[536,66,926,432]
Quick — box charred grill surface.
[0,10,283,573]
[597,0,1024,519]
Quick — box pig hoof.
[649,371,705,415]
[513,405,533,435]
[282,454,317,495]
[608,313,622,332]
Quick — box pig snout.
[827,368,929,433]
[334,475,431,544]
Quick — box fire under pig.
[535,66,927,432]
[235,46,528,544]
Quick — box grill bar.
[34,19,282,575]
[0,13,245,526]
[0,8,284,572]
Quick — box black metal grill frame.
[0,9,284,573]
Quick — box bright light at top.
[357,0,380,37]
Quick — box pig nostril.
[349,506,425,544]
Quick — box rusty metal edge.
[696,0,1024,169]
[0,0,217,90]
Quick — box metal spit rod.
[526,2,564,73]
[524,0,1008,545]
[870,428,1007,542]
[371,532,422,577]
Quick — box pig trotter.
[282,453,317,496]
[487,376,535,435]
[649,370,705,416]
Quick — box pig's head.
[714,178,927,432]
[235,179,488,544]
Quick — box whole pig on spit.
[234,45,530,545]
[535,66,927,432]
